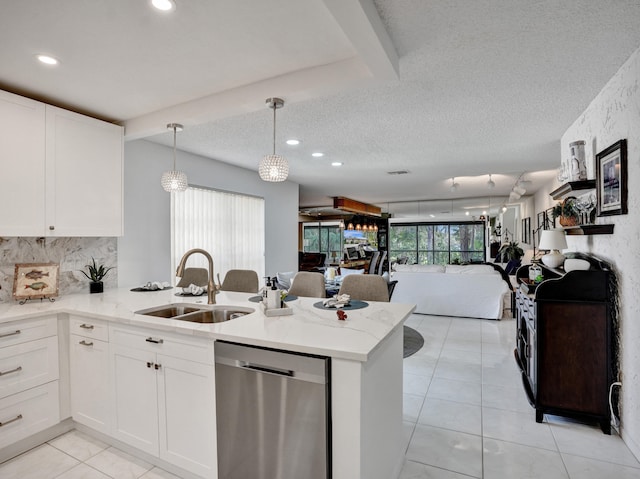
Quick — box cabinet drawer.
[0,336,59,399]
[70,316,109,342]
[110,325,214,364]
[0,316,57,348]
[0,381,60,449]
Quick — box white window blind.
[171,186,265,284]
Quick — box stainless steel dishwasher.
[214,341,331,479]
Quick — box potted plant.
[496,241,525,274]
[551,197,580,226]
[496,241,524,262]
[80,258,114,293]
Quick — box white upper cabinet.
[0,90,124,237]
[0,91,46,236]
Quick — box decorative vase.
[90,281,104,294]
[559,215,579,227]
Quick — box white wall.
[117,140,299,288]
[534,46,640,459]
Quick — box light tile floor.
[1,314,639,478]
[399,314,640,479]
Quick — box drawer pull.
[79,324,94,330]
[154,363,162,370]
[0,330,21,339]
[0,366,22,377]
[147,361,153,368]
[79,340,93,347]
[0,414,23,427]
[145,337,164,344]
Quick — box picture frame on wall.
[521,217,531,244]
[537,211,546,231]
[545,208,556,229]
[596,139,627,216]
[12,263,60,303]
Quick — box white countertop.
[0,288,415,361]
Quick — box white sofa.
[390,264,511,319]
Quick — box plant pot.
[90,281,104,294]
[559,215,579,227]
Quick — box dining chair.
[368,251,380,274]
[338,274,390,302]
[288,272,326,298]
[377,251,387,275]
[175,267,209,287]
[220,269,259,293]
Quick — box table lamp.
[538,229,568,268]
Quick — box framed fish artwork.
[13,263,60,303]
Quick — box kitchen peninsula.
[0,289,415,479]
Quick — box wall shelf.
[563,224,614,235]
[550,180,595,200]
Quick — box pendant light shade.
[161,123,188,192]
[259,97,289,182]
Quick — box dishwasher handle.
[241,363,294,377]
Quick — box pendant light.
[259,97,289,182]
[161,123,188,192]
[487,174,495,189]
[450,177,459,192]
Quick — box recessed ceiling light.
[312,152,324,158]
[151,0,176,11]
[331,162,342,167]
[36,54,59,65]
[465,211,470,216]
[286,139,300,146]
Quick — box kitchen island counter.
[0,289,414,479]
[0,288,414,361]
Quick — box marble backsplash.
[0,237,117,302]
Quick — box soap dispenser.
[267,277,280,309]
[263,277,272,304]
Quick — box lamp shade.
[538,230,567,268]
[538,230,567,251]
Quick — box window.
[172,186,265,282]
[389,222,485,265]
[302,222,342,263]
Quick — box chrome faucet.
[176,248,216,304]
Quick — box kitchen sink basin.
[136,304,203,318]
[135,303,254,323]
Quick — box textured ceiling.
[2,0,640,217]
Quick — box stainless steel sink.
[135,303,254,323]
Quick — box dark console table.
[513,253,616,434]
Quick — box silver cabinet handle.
[79,340,93,347]
[0,366,22,377]
[79,324,94,330]
[0,414,23,427]
[145,337,163,344]
[0,330,21,339]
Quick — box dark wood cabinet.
[514,254,615,434]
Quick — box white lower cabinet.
[0,316,59,449]
[0,382,60,449]
[69,316,111,434]
[70,334,110,434]
[110,325,217,479]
